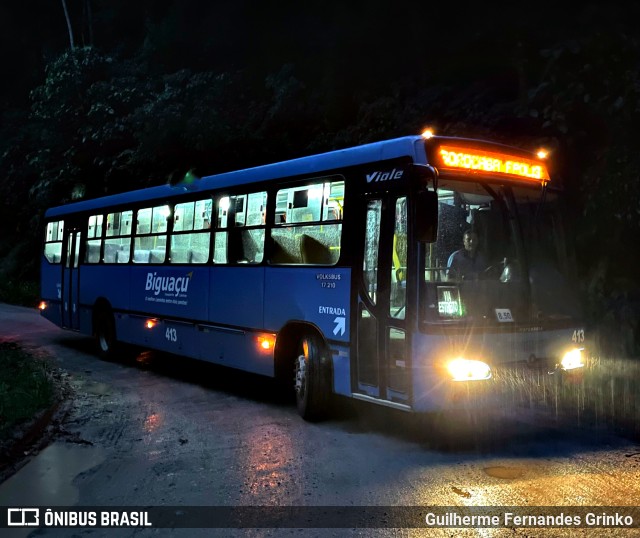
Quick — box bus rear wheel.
[294,334,330,421]
[94,309,117,360]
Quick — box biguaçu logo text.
[145,272,192,297]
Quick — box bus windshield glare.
[422,179,580,326]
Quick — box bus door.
[62,225,82,330]
[356,195,409,404]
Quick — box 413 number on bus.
[165,327,178,342]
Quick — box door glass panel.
[65,235,73,268]
[390,197,407,319]
[363,200,382,304]
[357,305,378,387]
[74,232,80,268]
[388,328,407,394]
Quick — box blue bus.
[40,132,585,420]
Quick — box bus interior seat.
[271,234,301,264]
[300,234,332,265]
[149,249,166,263]
[103,243,118,263]
[133,250,151,263]
[170,248,190,263]
[86,243,101,263]
[241,230,261,263]
[115,248,129,263]
[189,249,209,263]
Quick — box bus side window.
[244,192,267,263]
[270,178,344,266]
[85,214,104,263]
[134,206,168,264]
[104,210,132,263]
[170,199,211,264]
[214,192,266,264]
[44,220,64,263]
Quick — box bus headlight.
[446,358,492,382]
[560,348,584,370]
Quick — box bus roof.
[44,136,426,218]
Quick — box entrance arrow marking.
[333,316,346,336]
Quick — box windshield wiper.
[482,184,512,219]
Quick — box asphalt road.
[1,303,639,537]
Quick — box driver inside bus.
[447,229,488,281]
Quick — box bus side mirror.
[416,190,438,243]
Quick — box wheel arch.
[92,297,114,336]
[274,321,332,385]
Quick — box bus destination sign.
[436,145,550,182]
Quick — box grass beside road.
[494,355,640,440]
[0,341,54,442]
[0,279,39,307]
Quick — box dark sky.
[1,1,620,110]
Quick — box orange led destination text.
[438,146,550,182]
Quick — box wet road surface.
[1,303,640,537]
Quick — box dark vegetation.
[0,1,638,355]
[0,341,54,442]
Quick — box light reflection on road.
[144,412,163,433]
[239,421,297,502]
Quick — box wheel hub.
[295,354,306,396]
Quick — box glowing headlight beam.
[446,358,492,382]
[560,348,584,370]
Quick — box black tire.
[294,334,331,421]
[94,308,117,360]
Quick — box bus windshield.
[422,179,580,326]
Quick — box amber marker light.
[39,301,47,311]
[146,319,158,329]
[256,334,276,352]
[421,128,435,139]
[537,149,549,159]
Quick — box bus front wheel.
[294,334,330,421]
[94,309,117,360]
